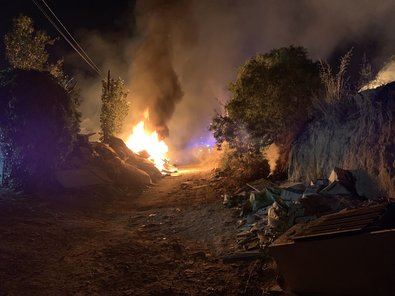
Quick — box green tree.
[210,46,322,177]
[225,46,322,143]
[100,71,129,142]
[4,15,55,71]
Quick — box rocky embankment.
[289,82,395,199]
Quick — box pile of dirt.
[56,135,162,189]
[288,82,395,199]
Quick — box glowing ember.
[125,120,169,171]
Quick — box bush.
[210,46,322,177]
[226,46,322,142]
[219,143,270,188]
[0,69,80,190]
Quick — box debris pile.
[55,134,163,189]
[223,167,366,252]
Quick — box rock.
[303,186,320,197]
[249,190,275,212]
[320,181,351,196]
[280,187,304,204]
[328,167,357,194]
[310,178,329,188]
[55,168,111,188]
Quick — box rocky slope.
[288,82,395,199]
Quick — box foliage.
[210,47,322,178]
[100,71,129,142]
[4,15,79,105]
[0,70,80,190]
[4,15,56,71]
[219,143,270,188]
[318,49,353,104]
[209,114,252,152]
[225,46,322,143]
[312,49,370,122]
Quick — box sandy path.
[0,167,269,295]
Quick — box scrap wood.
[246,183,260,192]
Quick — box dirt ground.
[0,166,278,296]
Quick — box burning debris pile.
[125,110,176,173]
[55,134,164,190]
[221,167,371,253]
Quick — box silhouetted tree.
[5,15,55,70]
[100,71,129,142]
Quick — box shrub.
[0,70,80,190]
[219,142,270,188]
[226,46,322,142]
[210,46,322,177]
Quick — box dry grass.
[289,81,394,198]
[312,49,353,122]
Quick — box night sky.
[0,0,135,71]
[0,0,389,78]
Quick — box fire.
[125,120,169,171]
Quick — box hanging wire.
[32,0,101,76]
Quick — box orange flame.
[125,110,169,171]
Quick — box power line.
[38,0,102,75]
[32,0,101,75]
[31,0,101,76]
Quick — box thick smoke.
[130,0,196,137]
[73,0,395,161]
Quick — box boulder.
[328,167,357,194]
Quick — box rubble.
[55,135,163,190]
[222,167,368,253]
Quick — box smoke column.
[73,0,395,161]
[130,0,196,138]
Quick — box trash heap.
[223,167,366,251]
[54,134,163,190]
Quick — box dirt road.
[0,167,275,295]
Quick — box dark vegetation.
[0,16,80,190]
[210,46,323,186]
[0,70,80,190]
[100,70,129,142]
[210,46,376,190]
[0,15,129,191]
